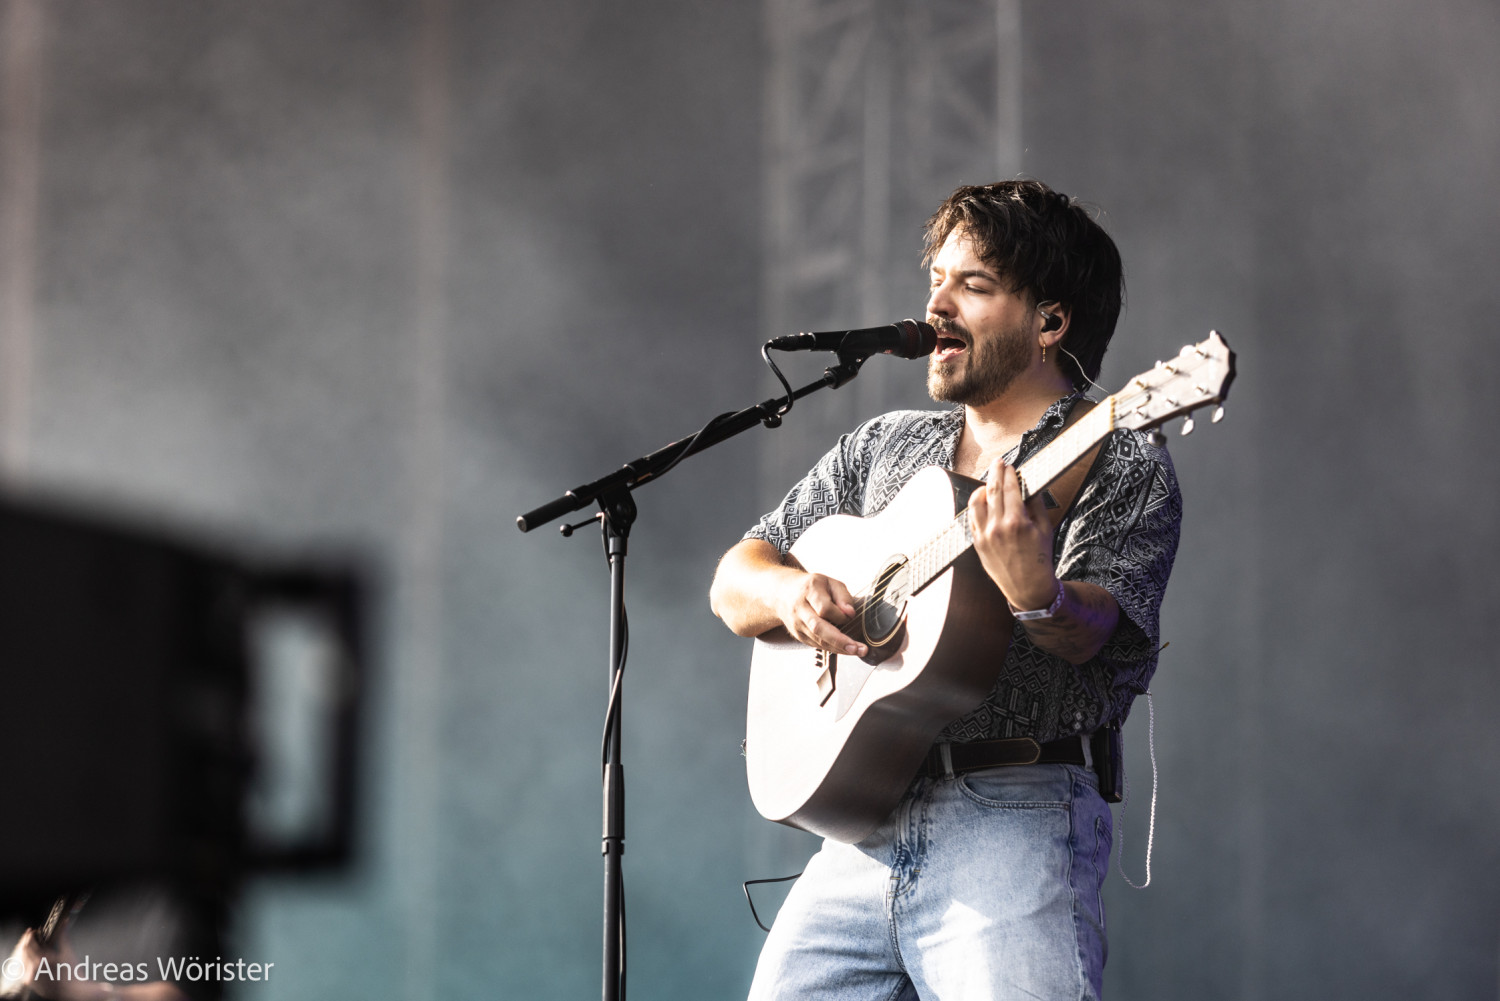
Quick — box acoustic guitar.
[745,331,1236,843]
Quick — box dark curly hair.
[922,180,1124,391]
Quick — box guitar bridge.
[815,650,836,706]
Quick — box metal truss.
[760,0,1022,494]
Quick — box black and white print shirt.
[744,395,1182,743]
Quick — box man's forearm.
[710,539,800,637]
[1018,580,1119,665]
[711,540,868,655]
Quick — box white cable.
[1054,345,1163,889]
[1058,344,1110,399]
[1117,690,1157,890]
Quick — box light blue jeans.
[747,764,1112,1001]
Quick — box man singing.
[710,180,1181,1000]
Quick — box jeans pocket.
[954,765,1071,809]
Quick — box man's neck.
[961,369,1077,453]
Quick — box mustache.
[929,317,971,343]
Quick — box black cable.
[593,339,812,767]
[587,337,803,993]
[601,606,629,771]
[645,408,739,485]
[594,526,630,999]
[742,873,803,932]
[657,337,802,462]
[759,343,796,424]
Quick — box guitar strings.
[846,452,1156,629]
[845,348,1214,624]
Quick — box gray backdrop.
[1,1,1496,999]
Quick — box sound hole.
[860,558,908,663]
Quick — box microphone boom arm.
[515,350,870,533]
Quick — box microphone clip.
[821,354,868,390]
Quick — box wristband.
[1010,580,1066,621]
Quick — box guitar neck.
[1014,397,1116,503]
[899,397,1117,599]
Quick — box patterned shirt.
[744,395,1182,743]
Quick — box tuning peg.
[1180,414,1195,436]
[1212,405,1225,423]
[1148,430,1168,447]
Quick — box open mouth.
[933,332,968,362]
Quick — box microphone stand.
[516,348,875,1001]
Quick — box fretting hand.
[968,458,1060,612]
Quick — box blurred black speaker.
[0,493,366,913]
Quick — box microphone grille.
[894,319,938,358]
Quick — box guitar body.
[746,466,1015,844]
[743,331,1237,845]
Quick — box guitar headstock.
[1112,330,1236,436]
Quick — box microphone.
[767,319,937,359]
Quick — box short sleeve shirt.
[743,395,1182,742]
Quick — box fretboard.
[891,397,1117,602]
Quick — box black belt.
[920,736,1086,778]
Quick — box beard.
[926,316,1031,407]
